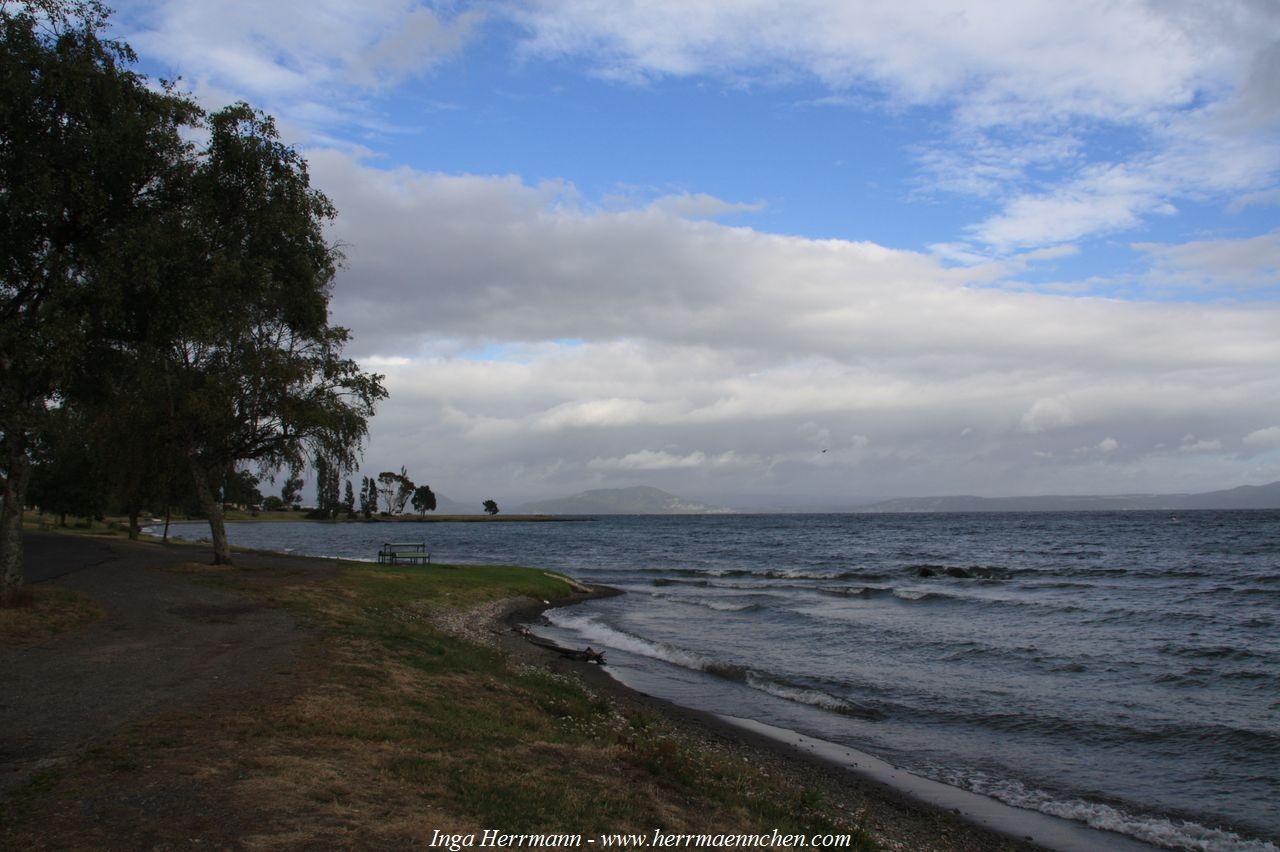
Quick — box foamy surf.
[934,769,1279,852]
[544,610,877,718]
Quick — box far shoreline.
[173,512,594,524]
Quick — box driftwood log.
[514,627,607,664]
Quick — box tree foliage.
[360,475,375,519]
[0,0,387,589]
[26,406,109,524]
[145,103,386,561]
[1,0,198,601]
[483,499,499,516]
[343,480,356,518]
[412,484,436,516]
[280,474,303,509]
[377,467,414,515]
[308,457,341,520]
[222,469,262,509]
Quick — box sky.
[111,0,1280,508]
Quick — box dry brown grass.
[0,586,104,646]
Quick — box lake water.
[154,511,1280,851]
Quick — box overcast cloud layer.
[115,0,1280,506]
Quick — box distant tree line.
[1,0,388,604]
[301,465,439,520]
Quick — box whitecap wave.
[543,611,877,718]
[545,611,720,674]
[936,769,1278,852]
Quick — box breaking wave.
[543,611,880,719]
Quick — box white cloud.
[1020,399,1074,434]
[1134,229,1280,292]
[316,150,1280,371]
[646,193,767,219]
[970,163,1166,250]
[1244,426,1280,448]
[513,0,1217,121]
[124,0,483,134]
[1180,435,1223,453]
[308,153,1280,499]
[588,450,750,471]
[1228,187,1280,214]
[511,0,1280,252]
[120,0,1280,254]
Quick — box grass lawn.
[1,552,878,848]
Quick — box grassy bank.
[2,549,877,848]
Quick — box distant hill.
[516,486,732,515]
[856,481,1280,513]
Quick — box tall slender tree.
[360,475,375,519]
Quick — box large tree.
[147,104,386,563]
[1,0,197,603]
[2,1,385,586]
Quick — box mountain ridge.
[516,486,732,515]
[853,481,1280,513]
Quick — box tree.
[483,499,499,516]
[359,475,375,519]
[412,485,436,516]
[281,474,303,509]
[376,467,414,515]
[222,468,262,509]
[343,480,356,518]
[88,375,188,539]
[309,455,340,519]
[376,472,399,515]
[143,103,387,563]
[393,468,415,514]
[1,0,198,603]
[1,2,386,578]
[26,406,108,526]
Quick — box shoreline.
[20,531,1194,850]
[3,533,1229,850]
[498,590,1160,852]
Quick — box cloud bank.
[312,151,1280,502]
[113,0,1280,503]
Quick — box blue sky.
[111,0,1280,507]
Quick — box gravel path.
[0,534,305,794]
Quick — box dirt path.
[0,535,310,795]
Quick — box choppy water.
[154,511,1280,851]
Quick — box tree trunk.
[127,506,140,540]
[188,457,232,565]
[0,435,31,607]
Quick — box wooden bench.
[377,541,430,565]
